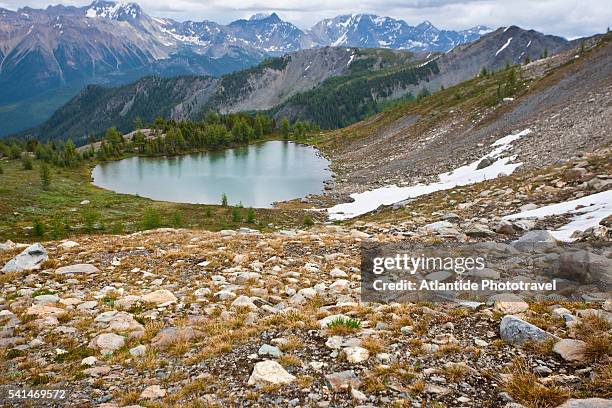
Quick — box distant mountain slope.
[23,48,422,142]
[320,34,611,198]
[0,1,493,135]
[17,26,572,143]
[272,26,570,127]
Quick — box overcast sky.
[1,0,610,39]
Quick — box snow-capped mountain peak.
[249,12,277,21]
[85,0,142,20]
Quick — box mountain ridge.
[0,1,494,135]
[15,25,572,143]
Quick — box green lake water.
[91,141,332,208]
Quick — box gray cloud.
[0,0,609,38]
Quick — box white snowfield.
[503,190,612,241]
[327,129,532,220]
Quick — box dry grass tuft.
[503,357,570,408]
[361,374,386,393]
[583,333,611,360]
[143,320,165,342]
[278,336,303,352]
[523,338,556,356]
[278,354,301,367]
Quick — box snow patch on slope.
[503,190,612,241]
[495,37,513,56]
[327,129,532,220]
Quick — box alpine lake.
[92,141,332,208]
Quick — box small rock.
[555,398,612,408]
[329,268,348,278]
[343,346,369,363]
[140,385,166,400]
[33,294,60,305]
[141,289,177,305]
[494,295,529,314]
[325,370,361,392]
[89,333,125,355]
[231,295,258,311]
[553,339,588,363]
[81,356,98,366]
[248,360,296,386]
[129,345,146,357]
[318,314,351,329]
[58,240,79,250]
[258,344,283,358]
[351,388,367,401]
[55,264,100,275]
[151,326,196,350]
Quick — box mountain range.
[19,25,571,143]
[0,0,493,136]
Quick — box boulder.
[553,250,612,285]
[553,339,588,363]
[55,264,100,275]
[500,315,556,345]
[94,311,144,333]
[258,344,282,358]
[230,295,258,311]
[151,326,196,350]
[343,346,369,363]
[1,243,48,273]
[325,370,361,392]
[89,333,125,354]
[141,289,177,305]
[493,294,529,314]
[511,230,557,252]
[140,385,166,400]
[247,360,295,386]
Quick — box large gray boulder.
[511,230,558,252]
[553,250,612,285]
[500,315,557,345]
[1,243,48,273]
